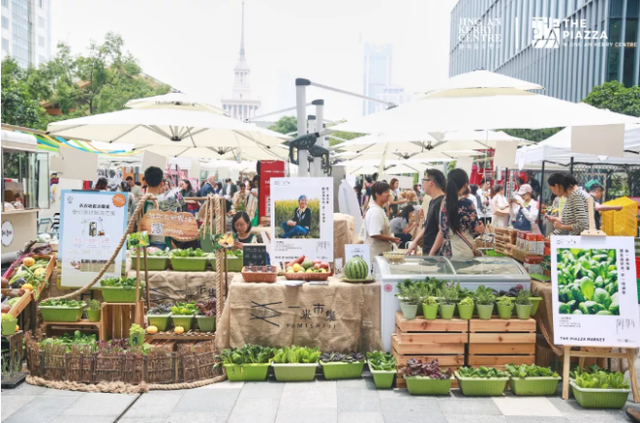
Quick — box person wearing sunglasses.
[406,169,446,256]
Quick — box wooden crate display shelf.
[467,318,536,369]
[100,302,145,341]
[7,254,56,318]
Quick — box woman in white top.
[491,184,510,227]
[364,181,400,257]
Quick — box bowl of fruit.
[285,257,332,281]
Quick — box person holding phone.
[509,184,538,231]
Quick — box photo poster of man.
[97,166,124,191]
[270,177,334,263]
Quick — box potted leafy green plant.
[99,277,145,303]
[39,299,87,322]
[215,344,275,381]
[147,303,172,331]
[401,359,454,395]
[570,365,631,409]
[271,346,320,381]
[496,296,514,319]
[515,290,533,319]
[129,323,145,346]
[170,248,210,271]
[458,296,474,320]
[130,246,170,271]
[170,302,198,331]
[1,313,17,335]
[367,351,396,389]
[455,366,509,396]
[87,299,101,322]
[530,290,542,316]
[196,300,216,332]
[319,351,366,379]
[506,363,561,396]
[211,249,244,272]
[422,296,439,320]
[474,285,496,320]
[439,283,459,320]
[396,284,420,320]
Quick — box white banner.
[571,124,625,158]
[494,140,519,168]
[551,235,640,347]
[59,190,128,288]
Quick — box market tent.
[539,123,640,150]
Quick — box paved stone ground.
[2,368,638,423]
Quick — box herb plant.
[423,296,438,306]
[272,346,320,364]
[1,314,17,324]
[457,366,508,378]
[506,364,559,378]
[515,290,532,306]
[170,302,198,316]
[320,351,365,363]
[496,296,513,307]
[459,297,474,306]
[474,285,496,305]
[440,283,460,305]
[366,351,396,371]
[129,323,145,337]
[89,299,101,311]
[401,359,452,379]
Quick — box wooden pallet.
[467,318,536,369]
[100,302,145,341]
[42,320,103,340]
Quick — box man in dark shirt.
[406,169,446,256]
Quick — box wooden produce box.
[393,312,467,388]
[100,302,145,341]
[467,318,536,369]
[6,254,56,318]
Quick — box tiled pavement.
[1,371,637,423]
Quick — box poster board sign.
[493,140,518,168]
[551,235,640,348]
[271,177,334,262]
[345,244,372,277]
[59,190,128,288]
[258,160,285,220]
[571,124,625,158]
[138,210,199,241]
[243,244,267,266]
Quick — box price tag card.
[243,244,267,267]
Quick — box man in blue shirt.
[199,175,216,197]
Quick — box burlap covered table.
[216,274,383,352]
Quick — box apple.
[313,259,322,265]
[314,263,322,270]
[319,262,330,270]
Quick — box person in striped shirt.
[546,173,591,235]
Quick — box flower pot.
[224,363,270,381]
[530,297,542,316]
[320,361,365,379]
[497,304,514,320]
[404,376,453,395]
[196,315,216,332]
[570,380,631,409]
[439,304,456,320]
[422,304,438,320]
[515,304,533,320]
[455,371,508,396]
[39,305,85,322]
[147,313,171,331]
[87,310,101,322]
[170,257,209,271]
[271,363,318,382]
[171,315,195,331]
[129,333,145,346]
[509,377,561,396]
[458,304,474,320]
[210,257,243,272]
[477,304,494,320]
[1,320,17,336]
[131,255,169,271]
[371,369,396,389]
[400,302,419,320]
[100,286,144,303]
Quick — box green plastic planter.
[272,363,318,382]
[455,372,508,396]
[530,297,542,316]
[196,315,216,332]
[422,304,438,320]
[440,304,456,320]
[371,369,396,389]
[320,361,365,380]
[458,304,474,320]
[147,313,171,331]
[210,257,243,272]
[130,333,145,346]
[477,304,494,320]
[87,310,101,322]
[170,257,209,271]
[570,380,631,409]
[400,303,418,320]
[39,305,85,322]
[515,304,533,320]
[404,376,453,395]
[497,304,514,319]
[509,377,561,396]
[1,320,17,335]
[224,363,270,381]
[171,315,195,331]
[101,287,143,303]
[132,255,169,271]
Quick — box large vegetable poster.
[270,177,334,263]
[551,236,640,347]
[59,190,129,288]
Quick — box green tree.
[502,127,562,142]
[582,80,640,117]
[1,58,47,128]
[269,116,298,135]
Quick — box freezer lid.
[447,256,528,276]
[375,255,455,277]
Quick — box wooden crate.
[467,318,536,369]
[42,320,103,341]
[6,254,56,318]
[100,302,145,341]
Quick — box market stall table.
[216,274,383,352]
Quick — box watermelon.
[344,257,369,280]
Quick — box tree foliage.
[268,116,297,135]
[582,80,640,117]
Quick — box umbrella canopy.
[344,160,431,175]
[125,92,225,114]
[419,70,544,97]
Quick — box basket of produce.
[241,265,277,283]
[402,359,454,395]
[130,247,170,271]
[284,258,331,281]
[147,303,172,331]
[170,248,210,271]
[39,299,86,322]
[570,366,631,409]
[367,351,396,389]
[100,277,145,303]
[271,346,320,382]
[319,352,366,380]
[455,367,509,396]
[506,364,561,396]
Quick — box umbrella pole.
[378,143,390,175]
[538,160,545,228]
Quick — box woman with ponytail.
[546,172,591,235]
[429,168,484,258]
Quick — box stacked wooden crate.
[392,312,467,388]
[467,318,536,369]
[494,227,517,256]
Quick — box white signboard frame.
[345,244,372,277]
[271,177,334,262]
[59,190,129,288]
[551,235,640,348]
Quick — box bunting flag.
[15,130,142,157]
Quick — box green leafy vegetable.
[272,346,320,363]
[40,298,86,308]
[366,351,396,371]
[505,363,559,378]
[457,366,508,378]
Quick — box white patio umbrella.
[125,92,225,114]
[419,70,544,96]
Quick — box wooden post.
[134,247,141,325]
[628,348,640,402]
[143,246,150,311]
[562,345,571,400]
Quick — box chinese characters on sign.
[139,210,199,240]
[249,299,339,330]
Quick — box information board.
[59,190,128,288]
[551,235,640,348]
[345,244,372,277]
[243,244,267,266]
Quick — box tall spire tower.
[222,0,261,121]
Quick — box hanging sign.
[345,244,372,277]
[59,190,128,288]
[551,235,640,347]
[243,244,267,266]
[138,210,199,240]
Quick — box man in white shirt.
[364,181,400,257]
[476,178,492,222]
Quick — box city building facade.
[1,0,51,68]
[362,42,393,115]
